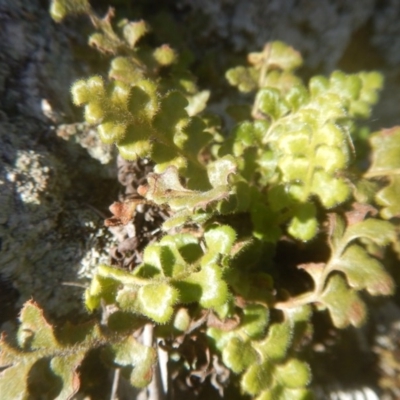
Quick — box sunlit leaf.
[332,244,394,296]
[320,275,367,328]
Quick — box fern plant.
[1,1,399,399]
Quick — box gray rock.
[177,0,375,71]
[0,0,115,317]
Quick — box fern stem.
[110,368,120,400]
[363,168,400,178]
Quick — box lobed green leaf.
[368,127,400,218]
[225,66,259,92]
[274,359,311,389]
[288,203,318,242]
[320,274,367,328]
[341,218,396,249]
[50,0,90,22]
[255,320,293,362]
[241,304,270,339]
[204,224,236,258]
[105,336,156,388]
[332,244,394,296]
[241,361,273,395]
[222,337,258,373]
[137,283,179,323]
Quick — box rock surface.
[0,0,115,318]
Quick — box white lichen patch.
[57,122,115,165]
[6,150,52,205]
[0,130,114,317]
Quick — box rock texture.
[178,0,375,71]
[0,0,115,318]
[177,0,400,128]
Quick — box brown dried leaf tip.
[105,199,144,226]
[344,202,378,226]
